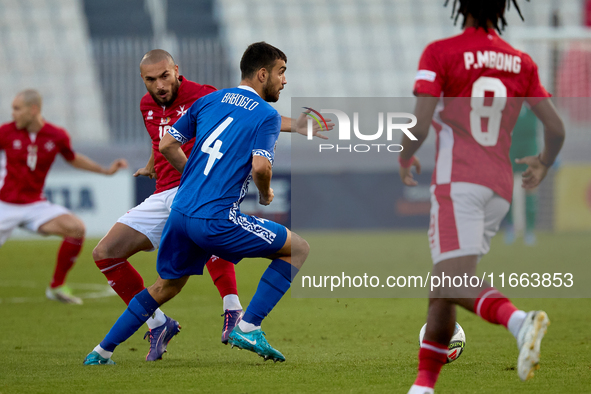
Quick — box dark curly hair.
[445,0,527,33]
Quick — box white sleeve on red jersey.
[413,42,445,97]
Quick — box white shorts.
[0,200,71,246]
[428,182,510,264]
[117,187,177,251]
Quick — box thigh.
[95,222,154,259]
[19,201,71,233]
[37,212,84,238]
[0,200,23,245]
[117,188,177,251]
[481,193,510,255]
[429,183,493,264]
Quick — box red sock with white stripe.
[95,258,166,329]
[412,340,448,390]
[50,237,84,288]
[474,287,527,338]
[95,258,145,304]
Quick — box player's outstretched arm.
[69,153,128,175]
[279,113,334,140]
[399,94,438,186]
[133,149,157,179]
[159,132,187,173]
[252,155,274,206]
[517,98,565,189]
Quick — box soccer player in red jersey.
[399,2,565,392]
[0,89,128,305]
[92,49,331,361]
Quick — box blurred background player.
[91,49,331,361]
[504,105,540,245]
[0,89,127,305]
[85,41,309,366]
[398,1,565,393]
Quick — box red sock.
[414,340,448,388]
[50,237,84,288]
[474,287,518,328]
[95,258,145,304]
[206,256,238,298]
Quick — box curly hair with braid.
[445,0,528,33]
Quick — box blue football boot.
[228,326,285,362]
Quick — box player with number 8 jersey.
[400,2,565,393]
[414,26,550,202]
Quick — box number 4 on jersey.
[201,117,233,176]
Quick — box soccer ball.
[419,322,466,363]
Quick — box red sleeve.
[413,43,444,97]
[59,129,76,161]
[525,59,551,106]
[201,84,217,95]
[0,125,8,148]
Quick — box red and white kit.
[0,122,75,245]
[117,77,216,249]
[414,27,551,263]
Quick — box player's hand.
[259,188,274,206]
[516,155,548,189]
[295,109,334,140]
[106,159,128,175]
[133,167,157,179]
[399,156,422,186]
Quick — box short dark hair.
[140,49,175,68]
[240,42,287,80]
[445,0,526,33]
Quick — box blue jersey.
[167,86,281,219]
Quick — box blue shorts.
[157,209,288,279]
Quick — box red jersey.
[0,121,76,204]
[140,76,216,193]
[413,27,550,201]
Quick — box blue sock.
[243,259,299,327]
[100,289,160,352]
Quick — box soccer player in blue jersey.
[84,42,309,365]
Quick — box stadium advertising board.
[555,164,591,232]
[12,171,134,238]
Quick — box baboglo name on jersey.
[221,92,260,111]
[463,50,521,74]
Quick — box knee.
[67,218,86,239]
[291,233,310,262]
[300,238,310,260]
[92,241,108,262]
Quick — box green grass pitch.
[1,232,590,393]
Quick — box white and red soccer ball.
[419,322,466,363]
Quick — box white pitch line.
[0,280,38,288]
[0,282,117,303]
